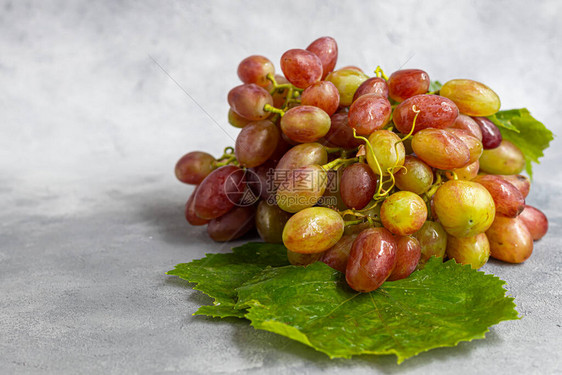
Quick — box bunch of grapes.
[175,37,549,293]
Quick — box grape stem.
[321,157,359,171]
[374,66,389,81]
[263,104,285,117]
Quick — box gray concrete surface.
[1,0,561,374]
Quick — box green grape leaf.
[236,257,519,363]
[429,80,443,92]
[487,108,554,178]
[167,242,289,318]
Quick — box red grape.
[228,84,273,121]
[235,120,280,168]
[280,105,331,143]
[207,205,256,242]
[450,114,482,140]
[237,55,275,88]
[388,236,421,281]
[518,205,548,241]
[393,94,459,134]
[175,151,215,185]
[472,117,502,149]
[324,111,364,148]
[300,81,340,116]
[487,215,533,263]
[388,69,430,102]
[280,49,323,89]
[194,166,246,220]
[348,94,392,135]
[352,77,389,102]
[184,185,210,226]
[346,228,397,292]
[321,234,358,273]
[306,36,338,79]
[411,128,470,170]
[472,175,525,218]
[340,163,378,209]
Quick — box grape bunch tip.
[175,36,549,293]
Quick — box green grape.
[325,69,369,106]
[479,140,525,175]
[486,215,533,263]
[413,221,447,267]
[287,250,323,266]
[280,105,331,143]
[446,233,490,269]
[394,156,434,194]
[276,165,327,213]
[282,207,344,254]
[380,191,427,235]
[445,160,479,180]
[433,180,495,237]
[228,108,251,128]
[255,201,292,243]
[440,79,501,116]
[366,130,405,176]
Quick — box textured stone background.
[0,0,560,373]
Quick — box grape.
[388,236,421,281]
[300,81,340,116]
[401,135,414,155]
[393,95,459,134]
[282,207,344,254]
[472,175,525,218]
[228,108,251,128]
[325,69,369,106]
[387,69,430,102]
[280,49,323,89]
[228,84,273,121]
[486,215,533,263]
[271,74,290,108]
[440,79,501,116]
[280,105,331,143]
[380,191,427,235]
[207,205,256,242]
[247,160,276,200]
[345,228,397,292]
[519,205,548,241]
[433,180,495,237]
[413,221,448,266]
[445,128,483,164]
[287,250,323,266]
[237,55,275,88]
[318,168,348,211]
[276,165,327,213]
[255,200,292,243]
[352,77,389,102]
[411,128,470,170]
[348,94,392,135]
[340,65,364,73]
[184,185,210,226]
[340,163,378,209]
[175,151,215,185]
[321,234,358,273]
[235,120,280,168]
[194,165,246,220]
[500,174,530,198]
[445,160,479,180]
[394,156,434,195]
[472,117,502,149]
[306,36,338,79]
[366,130,406,175]
[479,140,525,175]
[446,233,490,269]
[324,112,364,148]
[450,114,483,140]
[275,142,328,172]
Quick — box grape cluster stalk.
[175,36,549,293]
